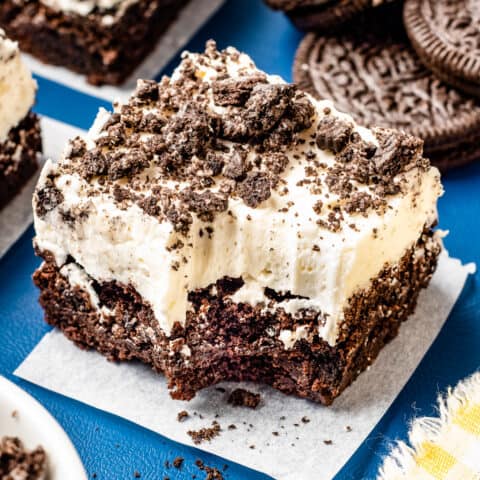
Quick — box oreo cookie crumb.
[35,180,64,218]
[237,172,272,208]
[316,116,353,153]
[212,75,267,107]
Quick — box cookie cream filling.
[38,0,137,17]
[33,45,442,346]
[0,30,36,142]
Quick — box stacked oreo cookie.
[266,0,480,170]
[265,0,395,32]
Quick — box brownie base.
[0,112,41,210]
[0,0,188,86]
[33,228,440,405]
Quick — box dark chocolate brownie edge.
[0,0,189,86]
[33,228,440,405]
[0,112,41,210]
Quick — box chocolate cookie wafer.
[404,0,480,99]
[264,0,394,32]
[293,9,480,170]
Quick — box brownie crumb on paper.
[187,421,221,445]
[177,410,189,422]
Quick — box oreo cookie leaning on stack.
[404,0,480,99]
[287,1,480,171]
[264,0,394,32]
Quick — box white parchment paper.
[16,252,474,480]
[23,0,225,103]
[0,118,83,259]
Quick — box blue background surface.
[1,1,479,478]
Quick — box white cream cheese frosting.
[33,44,442,346]
[0,30,36,142]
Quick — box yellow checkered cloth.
[379,372,480,480]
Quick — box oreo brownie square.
[33,41,442,405]
[0,30,41,210]
[0,0,189,86]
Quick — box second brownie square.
[0,0,189,86]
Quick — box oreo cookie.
[293,8,480,170]
[264,0,393,32]
[404,0,480,99]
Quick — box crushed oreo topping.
[212,74,267,107]
[35,175,64,218]
[54,40,430,239]
[237,171,273,208]
[316,115,353,153]
[57,41,320,235]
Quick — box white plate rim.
[0,375,87,480]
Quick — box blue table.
[1,1,479,478]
